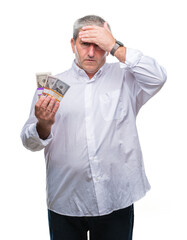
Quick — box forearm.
[113,46,126,63]
[36,121,52,140]
[21,122,53,152]
[21,95,58,151]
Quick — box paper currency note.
[43,75,70,102]
[44,75,56,89]
[51,78,70,96]
[36,72,51,97]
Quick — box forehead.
[74,36,83,45]
[75,36,88,45]
[75,38,102,49]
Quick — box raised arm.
[78,23,167,113]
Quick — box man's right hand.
[35,96,60,140]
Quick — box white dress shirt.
[21,48,167,217]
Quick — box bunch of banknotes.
[36,72,70,102]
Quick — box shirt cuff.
[28,122,53,146]
[120,48,143,69]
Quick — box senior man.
[21,15,167,240]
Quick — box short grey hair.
[73,15,111,41]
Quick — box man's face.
[71,36,108,79]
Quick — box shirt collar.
[72,60,109,81]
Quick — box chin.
[84,65,97,71]
[85,67,97,73]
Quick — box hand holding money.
[36,73,70,102]
[35,72,70,139]
[35,96,60,140]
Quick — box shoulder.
[55,67,73,84]
[105,61,128,76]
[55,67,72,78]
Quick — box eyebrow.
[79,39,89,44]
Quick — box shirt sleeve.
[20,92,53,152]
[120,48,167,114]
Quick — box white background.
[1,0,187,239]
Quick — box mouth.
[84,59,96,62]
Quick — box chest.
[57,74,132,124]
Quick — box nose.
[88,44,95,58]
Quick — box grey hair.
[73,15,111,41]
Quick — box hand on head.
[79,22,115,53]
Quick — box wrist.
[36,121,52,140]
[110,40,124,56]
[109,39,116,52]
[114,46,126,63]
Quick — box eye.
[81,42,90,47]
[94,44,102,50]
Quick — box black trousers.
[48,204,134,240]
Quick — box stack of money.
[36,73,70,102]
[36,72,51,97]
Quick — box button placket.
[90,156,102,182]
[84,82,103,210]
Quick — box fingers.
[35,95,54,110]
[81,23,110,33]
[46,97,56,112]
[79,29,102,47]
[79,30,97,41]
[51,101,60,116]
[80,25,101,38]
[35,95,46,110]
[81,25,96,31]
[79,24,114,52]
[35,96,60,115]
[41,96,53,111]
[35,96,60,133]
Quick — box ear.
[104,22,110,32]
[105,51,109,57]
[71,38,75,53]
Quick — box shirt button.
[94,175,100,181]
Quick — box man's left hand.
[79,22,115,52]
